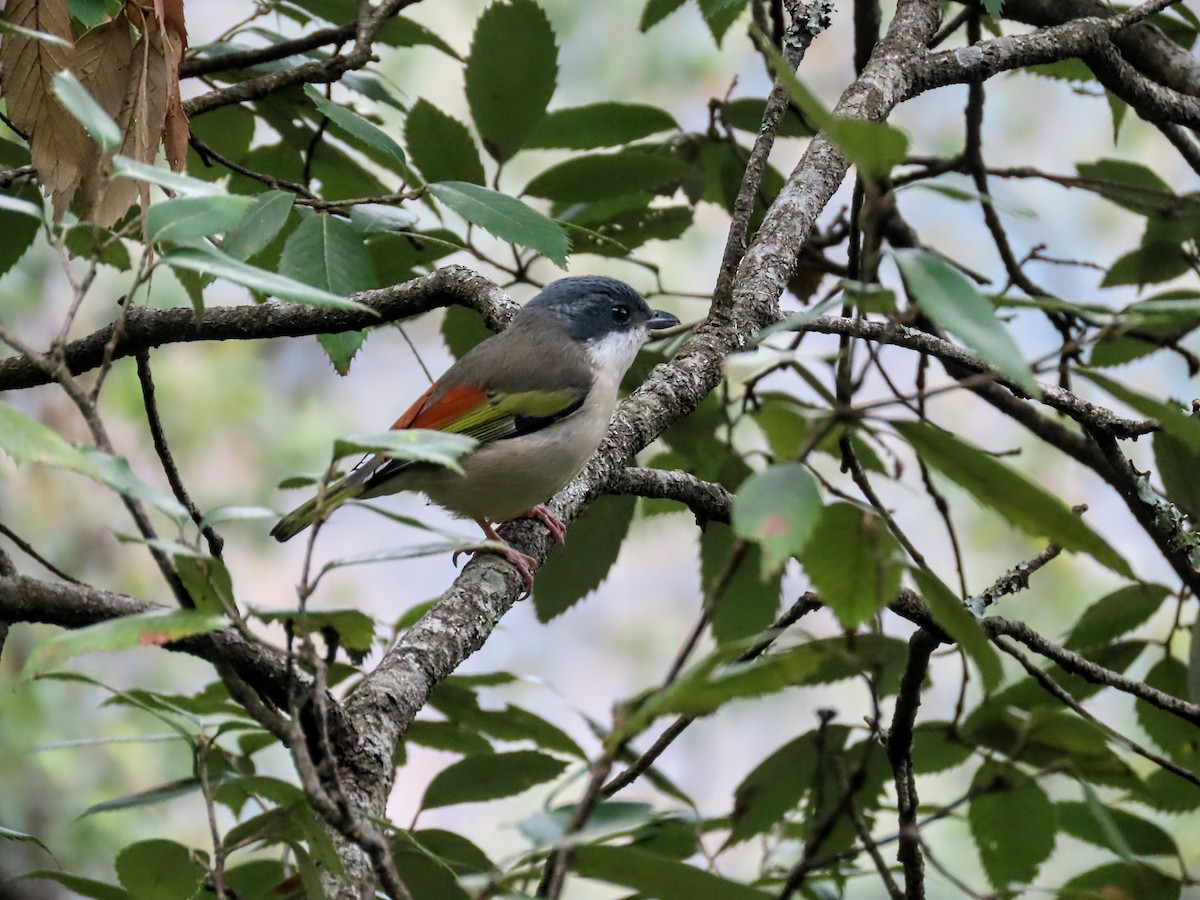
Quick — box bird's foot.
[520,503,568,546]
[453,520,539,596]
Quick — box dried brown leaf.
[160,22,187,171]
[0,0,90,215]
[84,12,171,227]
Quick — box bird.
[270,275,680,591]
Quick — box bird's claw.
[523,503,568,546]
[452,542,538,597]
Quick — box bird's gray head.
[525,276,678,345]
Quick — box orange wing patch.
[390,383,488,432]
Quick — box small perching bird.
[270,275,679,590]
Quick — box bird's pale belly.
[403,405,611,523]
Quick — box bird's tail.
[270,476,365,542]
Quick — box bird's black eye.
[611,304,631,325]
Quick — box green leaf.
[518,801,656,850]
[280,214,377,372]
[332,430,476,473]
[303,84,406,171]
[1079,370,1200,452]
[724,96,815,137]
[526,102,678,149]
[1076,158,1174,216]
[112,155,223,196]
[174,553,236,615]
[894,248,1038,394]
[115,839,206,898]
[280,213,377,296]
[0,199,42,278]
[800,503,903,628]
[161,244,374,311]
[427,180,569,266]
[420,749,567,809]
[703,524,781,645]
[75,446,189,522]
[911,568,1002,692]
[640,0,688,30]
[524,151,694,203]
[79,777,202,819]
[465,0,558,161]
[968,763,1056,889]
[23,610,229,678]
[826,118,909,180]
[16,872,127,900]
[404,98,486,185]
[441,304,495,359]
[728,729,841,844]
[51,70,120,150]
[222,190,295,261]
[249,607,376,655]
[895,420,1133,577]
[145,195,254,245]
[1060,862,1181,900]
[1059,798,1177,858]
[571,844,769,900]
[981,0,1003,16]
[1135,657,1198,756]
[404,719,494,756]
[731,462,822,573]
[0,401,96,472]
[533,494,636,621]
[0,823,51,854]
[1104,242,1193,287]
[1064,583,1170,651]
[911,722,973,774]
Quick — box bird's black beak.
[648,309,680,331]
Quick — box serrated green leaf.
[896,420,1133,577]
[145,195,254,245]
[640,0,688,30]
[404,720,494,756]
[533,494,636,621]
[161,244,374,311]
[75,446,189,522]
[894,248,1038,393]
[800,503,902,628]
[969,763,1056,889]
[526,102,678,149]
[465,0,558,161]
[304,84,406,171]
[404,99,486,186]
[332,429,476,472]
[115,839,206,898]
[723,97,815,137]
[0,202,42,278]
[571,844,769,900]
[52,70,119,150]
[280,213,377,296]
[911,568,1002,692]
[23,610,229,678]
[1064,583,1170,651]
[222,190,294,261]
[1076,158,1174,216]
[731,462,821,573]
[524,151,694,203]
[420,749,567,809]
[441,304,494,359]
[1135,658,1198,757]
[427,180,569,266]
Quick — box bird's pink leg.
[518,503,568,546]
[451,519,539,595]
